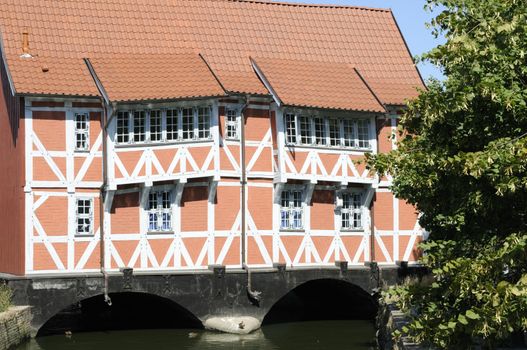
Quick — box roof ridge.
[222,0,391,12]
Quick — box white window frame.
[336,190,364,231]
[114,105,213,145]
[75,197,94,236]
[116,111,130,144]
[74,112,90,151]
[149,109,162,142]
[280,185,305,231]
[283,111,372,151]
[146,186,175,233]
[225,108,240,140]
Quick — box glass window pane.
[117,111,129,143]
[329,119,340,146]
[357,120,370,149]
[197,107,211,139]
[314,117,326,145]
[133,111,146,142]
[285,114,296,144]
[182,108,194,140]
[299,116,311,144]
[166,109,179,141]
[150,110,162,142]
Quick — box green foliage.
[367,0,527,347]
[0,283,12,313]
[386,235,527,349]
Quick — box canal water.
[16,320,376,350]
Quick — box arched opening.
[262,279,377,325]
[37,292,202,337]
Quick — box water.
[17,320,376,350]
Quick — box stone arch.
[36,291,202,337]
[262,278,377,325]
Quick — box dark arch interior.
[37,292,203,337]
[262,279,377,325]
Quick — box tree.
[367,0,527,347]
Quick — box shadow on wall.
[37,292,203,337]
[262,278,377,325]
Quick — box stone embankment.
[377,302,426,350]
[0,306,31,350]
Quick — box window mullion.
[161,109,167,142]
[193,107,198,140]
[128,111,134,144]
[178,108,183,140]
[145,110,151,143]
[310,116,315,145]
[354,120,359,148]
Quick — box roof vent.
[20,31,32,58]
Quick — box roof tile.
[89,53,225,103]
[253,57,384,112]
[0,0,424,105]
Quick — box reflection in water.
[17,320,376,350]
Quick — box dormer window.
[284,112,372,150]
[115,106,213,145]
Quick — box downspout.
[85,58,115,306]
[239,95,261,305]
[240,96,248,269]
[99,99,116,306]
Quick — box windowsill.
[74,149,91,153]
[279,229,305,233]
[75,234,95,238]
[147,230,175,235]
[340,229,365,233]
[285,143,372,152]
[115,138,214,148]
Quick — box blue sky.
[296,0,445,81]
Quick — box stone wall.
[377,302,427,350]
[0,306,31,350]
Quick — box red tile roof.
[252,57,384,112]
[0,0,425,106]
[88,54,226,103]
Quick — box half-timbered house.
[0,0,425,276]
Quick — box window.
[147,190,173,232]
[149,110,162,142]
[299,116,311,145]
[182,107,194,140]
[133,111,146,143]
[280,189,304,230]
[313,117,326,145]
[342,119,355,147]
[225,109,239,140]
[340,192,363,230]
[328,118,340,146]
[197,107,211,139]
[115,105,213,145]
[357,119,370,149]
[116,111,129,143]
[166,109,179,141]
[75,112,89,151]
[284,113,372,150]
[285,113,297,144]
[76,198,93,235]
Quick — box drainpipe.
[240,96,248,269]
[99,99,116,306]
[85,58,116,306]
[239,95,261,305]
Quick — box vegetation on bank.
[368,0,527,348]
[0,283,12,313]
